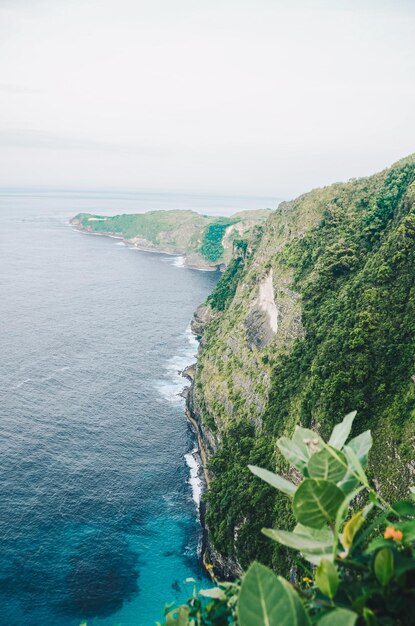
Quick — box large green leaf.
[328,411,357,450]
[308,447,347,482]
[262,527,333,556]
[237,562,311,626]
[294,523,334,541]
[338,431,372,493]
[294,524,335,564]
[334,486,365,547]
[338,472,360,495]
[248,465,296,497]
[315,559,339,599]
[293,479,345,528]
[347,430,372,466]
[392,499,415,516]
[374,548,394,586]
[277,437,308,472]
[317,608,358,626]
[292,426,323,459]
[343,445,369,486]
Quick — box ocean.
[0,189,276,625]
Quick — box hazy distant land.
[70,208,272,269]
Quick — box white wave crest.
[173,255,185,267]
[154,325,198,404]
[185,448,203,507]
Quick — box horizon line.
[0,185,283,202]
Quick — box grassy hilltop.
[70,209,271,269]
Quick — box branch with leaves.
[160,412,415,626]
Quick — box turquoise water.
[0,194,229,625]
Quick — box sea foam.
[154,325,197,404]
[173,256,185,268]
[154,325,203,510]
[185,448,203,507]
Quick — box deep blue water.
[0,193,224,625]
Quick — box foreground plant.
[160,412,415,625]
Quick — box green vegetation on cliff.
[200,219,237,262]
[192,155,415,576]
[71,209,271,268]
[207,257,244,311]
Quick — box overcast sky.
[0,0,414,198]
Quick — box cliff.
[70,209,271,270]
[187,154,415,577]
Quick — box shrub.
[159,411,415,625]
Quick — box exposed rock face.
[190,305,215,339]
[245,269,278,349]
[256,269,278,333]
[181,363,196,382]
[186,356,218,459]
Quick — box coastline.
[183,308,244,582]
[71,216,229,579]
[157,322,213,577]
[69,220,221,272]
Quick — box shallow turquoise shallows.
[0,193,223,625]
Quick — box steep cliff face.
[188,155,415,576]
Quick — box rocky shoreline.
[184,305,243,581]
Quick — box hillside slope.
[188,154,415,576]
[70,209,271,270]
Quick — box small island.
[70,208,272,270]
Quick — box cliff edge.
[187,154,415,577]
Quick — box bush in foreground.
[159,411,415,625]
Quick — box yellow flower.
[302,576,312,583]
[206,563,214,570]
